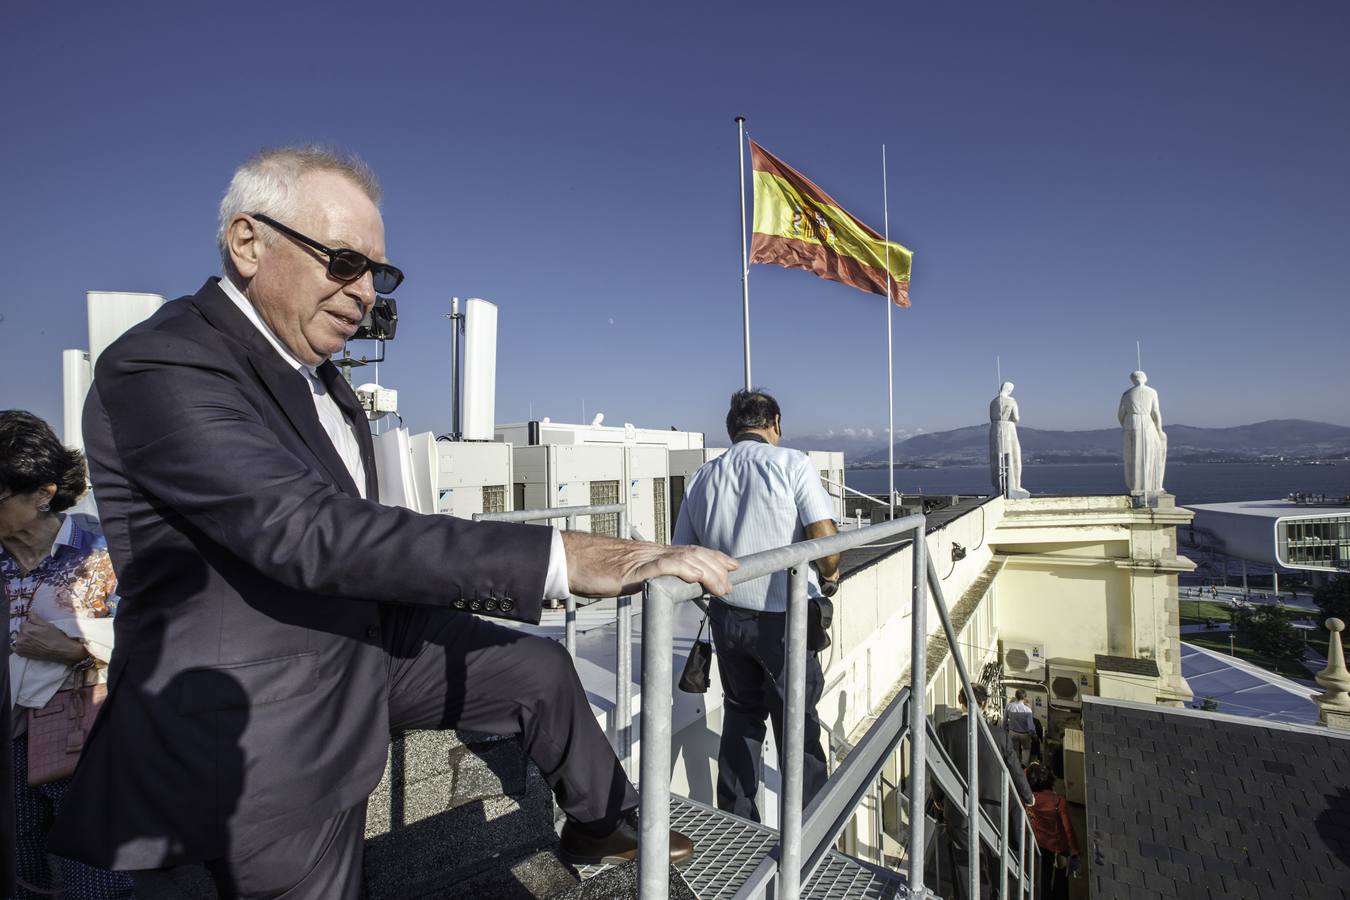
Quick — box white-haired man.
[51,146,736,898]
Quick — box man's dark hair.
[0,410,88,512]
[1026,762,1055,792]
[958,684,989,708]
[1014,689,1027,701]
[726,389,781,440]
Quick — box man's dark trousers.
[709,599,828,822]
[135,606,636,900]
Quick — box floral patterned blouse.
[2,514,118,650]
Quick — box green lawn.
[1179,596,1332,680]
[1179,599,1237,624]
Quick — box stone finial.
[1314,618,1350,729]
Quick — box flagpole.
[737,116,752,391]
[883,144,894,517]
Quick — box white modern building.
[1188,498,1350,580]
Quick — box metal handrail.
[481,501,1034,898]
[475,502,626,658]
[475,502,633,772]
[636,511,1035,900]
[639,514,926,899]
[819,474,893,509]
[922,550,1036,900]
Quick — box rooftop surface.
[1187,499,1350,519]
[1083,697,1350,900]
[837,496,996,577]
[1180,642,1319,725]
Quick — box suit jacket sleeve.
[93,328,550,622]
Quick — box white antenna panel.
[88,291,164,370]
[462,298,498,441]
[61,350,92,451]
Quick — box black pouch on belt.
[808,595,834,652]
[678,613,713,693]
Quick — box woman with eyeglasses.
[0,410,132,899]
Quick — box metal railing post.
[998,767,1010,900]
[563,515,578,656]
[778,566,809,900]
[638,576,675,900]
[1024,818,1033,898]
[907,524,928,894]
[616,516,634,771]
[964,639,980,900]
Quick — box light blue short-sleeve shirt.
[673,438,836,612]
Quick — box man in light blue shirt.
[673,390,840,821]
[1004,689,1037,767]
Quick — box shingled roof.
[1083,697,1350,900]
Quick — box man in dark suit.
[935,684,1034,900]
[49,146,736,898]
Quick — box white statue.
[1118,370,1166,495]
[989,382,1027,497]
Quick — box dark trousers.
[12,735,135,900]
[1036,848,1068,900]
[709,600,828,822]
[135,607,636,900]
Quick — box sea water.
[846,461,1348,506]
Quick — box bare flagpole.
[737,116,752,391]
[883,144,895,517]
[1136,340,1142,371]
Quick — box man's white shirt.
[221,276,568,599]
[673,437,835,612]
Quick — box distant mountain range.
[830,420,1350,466]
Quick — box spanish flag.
[749,141,912,307]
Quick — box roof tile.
[1083,699,1350,898]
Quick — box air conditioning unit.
[1003,680,1050,732]
[1000,640,1046,680]
[1046,659,1096,710]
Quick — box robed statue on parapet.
[989,382,1028,497]
[1118,370,1167,495]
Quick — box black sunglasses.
[249,212,404,294]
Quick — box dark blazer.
[51,279,553,869]
[936,713,1034,847]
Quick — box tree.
[1231,605,1304,664]
[1313,576,1350,625]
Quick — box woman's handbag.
[27,665,105,786]
[678,612,713,694]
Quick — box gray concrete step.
[133,730,574,899]
[364,729,575,898]
[548,863,699,900]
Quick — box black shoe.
[558,809,695,867]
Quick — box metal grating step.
[581,796,906,899]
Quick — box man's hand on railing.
[561,531,737,599]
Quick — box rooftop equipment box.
[496,420,704,450]
[625,444,671,544]
[668,448,727,539]
[430,440,514,520]
[512,444,627,537]
[1046,658,1097,710]
[806,450,846,522]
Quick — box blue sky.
[2,1,1348,445]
